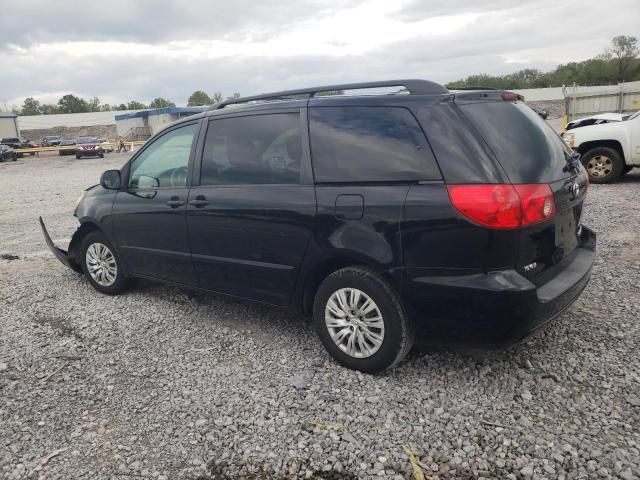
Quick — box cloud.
[0,0,638,108]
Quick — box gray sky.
[1,0,638,108]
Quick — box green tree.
[127,101,147,110]
[20,97,41,116]
[57,94,89,113]
[187,90,212,106]
[210,92,223,103]
[88,96,101,112]
[39,104,60,115]
[149,97,176,108]
[227,92,241,100]
[116,104,127,111]
[100,104,112,112]
[603,35,639,80]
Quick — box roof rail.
[209,79,448,110]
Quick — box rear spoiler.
[451,89,525,102]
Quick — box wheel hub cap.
[587,155,612,177]
[325,288,385,359]
[86,242,117,286]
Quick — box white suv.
[564,110,640,183]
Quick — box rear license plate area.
[555,209,578,252]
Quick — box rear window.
[309,106,440,182]
[459,102,569,183]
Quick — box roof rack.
[209,79,448,110]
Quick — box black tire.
[313,266,414,373]
[99,153,104,158]
[581,147,624,184]
[80,231,131,295]
[12,154,17,161]
[623,165,634,175]
[75,155,81,160]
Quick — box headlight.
[563,132,575,148]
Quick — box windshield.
[78,137,98,144]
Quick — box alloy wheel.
[587,155,613,178]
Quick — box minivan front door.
[186,111,316,305]
[112,122,200,285]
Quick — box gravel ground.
[0,154,639,480]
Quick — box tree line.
[447,36,640,89]
[16,90,241,116]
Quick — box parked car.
[563,109,640,183]
[75,137,104,159]
[566,112,627,131]
[42,135,63,147]
[0,144,17,161]
[40,79,595,373]
[101,140,114,153]
[0,137,35,157]
[58,139,77,156]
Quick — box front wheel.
[80,231,131,295]
[581,147,624,184]
[313,266,414,373]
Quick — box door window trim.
[191,108,314,188]
[120,119,203,191]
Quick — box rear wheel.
[581,147,624,184]
[80,231,131,295]
[313,266,414,373]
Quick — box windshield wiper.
[563,151,581,173]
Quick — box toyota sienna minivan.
[41,79,595,373]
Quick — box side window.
[309,106,440,182]
[128,123,198,189]
[201,113,302,185]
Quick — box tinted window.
[417,103,503,184]
[201,113,302,185]
[129,123,197,189]
[460,102,570,183]
[309,106,440,182]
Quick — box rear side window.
[201,113,302,185]
[459,102,569,183]
[309,106,440,182]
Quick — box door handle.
[166,197,184,208]
[189,196,209,207]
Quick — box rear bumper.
[39,217,82,273]
[402,226,596,348]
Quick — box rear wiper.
[564,151,581,173]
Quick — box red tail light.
[447,184,556,229]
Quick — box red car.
[75,137,104,159]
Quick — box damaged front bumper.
[39,217,82,273]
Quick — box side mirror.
[100,170,121,190]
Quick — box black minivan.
[41,80,595,373]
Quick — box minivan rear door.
[458,100,589,282]
[186,109,316,306]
